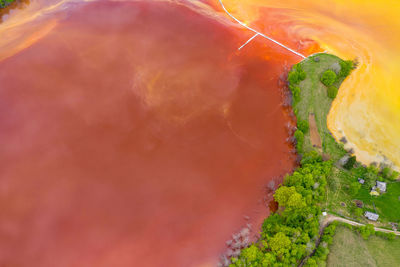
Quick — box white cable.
[218,0,306,59]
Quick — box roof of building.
[365,211,379,221]
[358,178,365,184]
[376,181,387,192]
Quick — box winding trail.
[218,0,306,58]
[323,214,400,235]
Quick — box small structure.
[365,211,379,221]
[376,181,387,192]
[322,211,327,216]
[358,178,365,184]
[370,189,379,196]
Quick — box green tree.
[343,156,356,170]
[327,85,338,99]
[290,85,301,104]
[294,130,304,152]
[320,70,337,86]
[269,232,291,255]
[297,120,309,133]
[274,186,297,207]
[359,224,375,240]
[339,60,354,78]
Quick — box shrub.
[297,120,309,133]
[359,224,375,240]
[327,85,338,99]
[288,64,307,85]
[294,130,304,152]
[388,232,396,241]
[320,70,337,86]
[288,70,300,85]
[343,156,356,170]
[339,60,354,78]
[290,85,301,104]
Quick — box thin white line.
[238,33,259,50]
[218,0,306,59]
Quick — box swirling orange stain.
[0,1,308,266]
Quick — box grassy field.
[327,226,400,267]
[355,182,400,222]
[294,53,347,161]
[325,167,400,224]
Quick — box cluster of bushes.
[297,120,309,134]
[293,120,308,154]
[320,59,355,99]
[294,130,304,154]
[343,155,357,170]
[339,60,356,78]
[304,222,338,266]
[230,152,332,266]
[288,64,306,105]
[0,0,14,8]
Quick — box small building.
[365,211,379,221]
[376,181,387,192]
[322,211,327,216]
[358,178,365,184]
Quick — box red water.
[0,1,299,266]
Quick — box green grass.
[294,54,400,226]
[0,0,15,8]
[327,226,400,267]
[294,53,347,161]
[354,182,400,223]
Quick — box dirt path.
[309,113,322,148]
[324,214,400,235]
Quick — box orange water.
[0,1,302,266]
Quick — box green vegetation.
[289,53,350,160]
[0,0,14,8]
[339,60,355,78]
[297,120,309,134]
[320,70,337,86]
[294,130,305,153]
[230,153,332,266]
[343,156,356,170]
[228,53,399,266]
[326,225,400,267]
[304,222,338,266]
[327,85,338,99]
